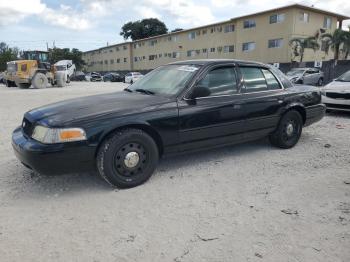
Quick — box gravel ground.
[0,82,349,262]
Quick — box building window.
[164,53,167,57]
[224,45,234,53]
[124,58,127,63]
[187,50,196,57]
[217,26,222,32]
[242,42,256,52]
[123,45,127,50]
[270,13,285,24]
[268,38,283,48]
[149,55,157,60]
[243,19,256,28]
[323,17,332,29]
[299,12,309,22]
[210,27,216,33]
[109,49,113,52]
[104,60,108,64]
[210,47,216,52]
[110,59,114,64]
[203,29,207,35]
[159,53,162,58]
[196,30,201,36]
[148,40,157,46]
[116,47,119,51]
[202,48,207,53]
[224,24,235,33]
[172,52,180,58]
[117,58,120,63]
[188,32,196,40]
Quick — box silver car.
[321,70,350,112]
[286,68,324,86]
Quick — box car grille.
[22,117,34,137]
[326,92,350,100]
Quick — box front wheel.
[32,73,48,89]
[269,110,303,149]
[97,129,159,188]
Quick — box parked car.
[70,71,86,81]
[12,59,325,188]
[103,72,124,82]
[286,68,324,86]
[321,70,350,112]
[54,60,76,83]
[86,72,102,82]
[124,72,143,84]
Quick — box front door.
[177,65,246,151]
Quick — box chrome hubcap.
[123,152,140,168]
[286,123,294,136]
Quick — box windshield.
[128,64,200,96]
[286,69,305,76]
[335,71,350,82]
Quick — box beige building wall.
[82,4,348,72]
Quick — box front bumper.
[322,95,350,112]
[12,127,96,175]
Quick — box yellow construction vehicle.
[4,50,65,89]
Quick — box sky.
[0,0,349,52]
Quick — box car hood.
[322,81,350,92]
[25,91,172,126]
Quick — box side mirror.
[189,85,210,99]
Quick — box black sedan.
[103,72,124,82]
[12,60,325,188]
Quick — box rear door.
[238,66,286,137]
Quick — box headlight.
[32,126,87,144]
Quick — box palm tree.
[289,36,320,62]
[341,27,350,59]
[321,28,348,60]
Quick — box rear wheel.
[269,110,303,149]
[32,73,48,89]
[97,128,159,188]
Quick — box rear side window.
[262,69,281,90]
[241,67,281,92]
[240,67,267,92]
[196,66,237,97]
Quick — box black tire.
[269,110,303,149]
[6,80,16,87]
[66,75,70,83]
[16,83,31,89]
[32,72,48,89]
[97,128,159,188]
[317,78,323,86]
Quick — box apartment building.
[82,4,349,72]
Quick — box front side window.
[270,13,285,24]
[195,67,237,97]
[242,42,256,52]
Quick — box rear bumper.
[12,127,96,175]
[304,104,326,127]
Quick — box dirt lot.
[0,82,349,262]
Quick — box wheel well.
[286,106,306,124]
[96,124,164,157]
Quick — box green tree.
[289,36,320,62]
[120,18,168,41]
[0,42,19,71]
[48,47,85,70]
[321,28,348,60]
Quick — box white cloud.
[0,0,45,26]
[137,6,162,19]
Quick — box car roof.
[169,59,268,67]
